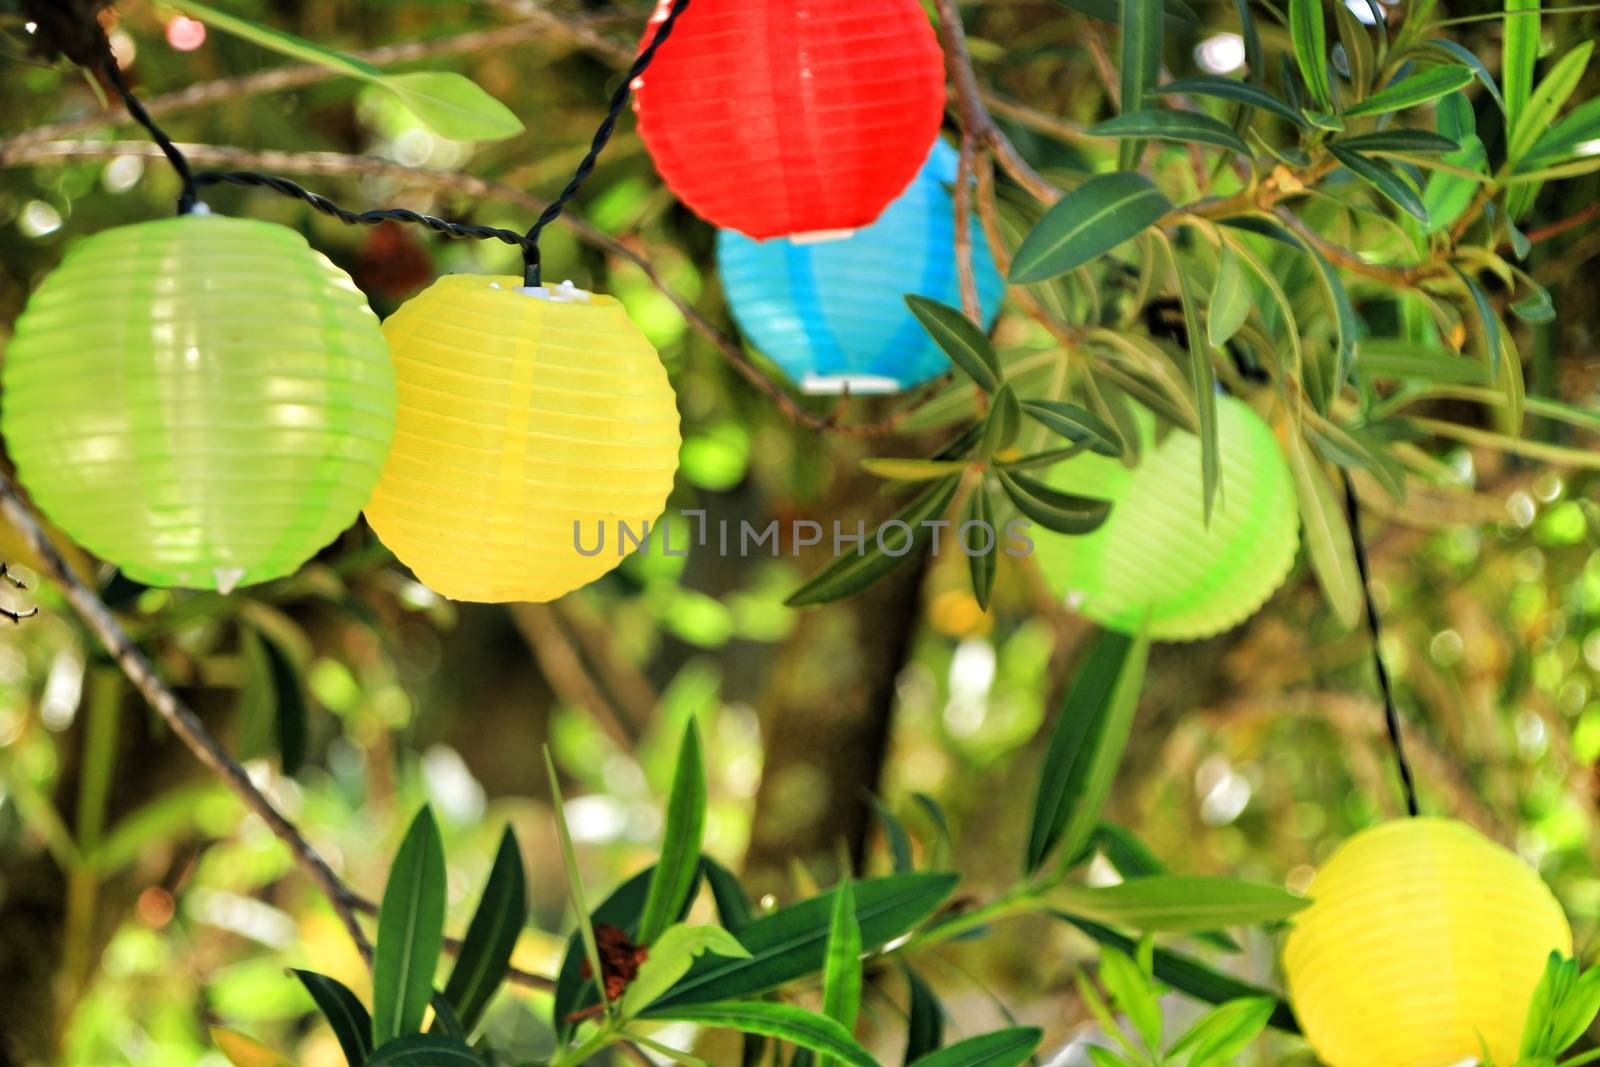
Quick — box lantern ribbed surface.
[1,215,395,591]
[363,276,681,603]
[1032,396,1298,641]
[717,141,1006,394]
[633,0,946,239]
[1284,818,1571,1067]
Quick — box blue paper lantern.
[717,141,1006,395]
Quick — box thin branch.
[0,139,923,438]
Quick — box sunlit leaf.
[785,477,961,607]
[372,807,447,1043]
[1087,110,1249,154]
[1286,432,1362,630]
[645,1002,875,1067]
[1342,65,1473,117]
[619,924,751,1018]
[1290,0,1332,110]
[638,721,707,947]
[1054,875,1307,932]
[908,1027,1042,1067]
[1010,174,1173,284]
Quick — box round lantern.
[1030,395,1298,640]
[1284,818,1571,1067]
[1,214,395,592]
[717,141,1005,394]
[363,276,681,603]
[632,0,946,239]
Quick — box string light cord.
[1341,473,1422,817]
[520,0,692,286]
[101,56,200,215]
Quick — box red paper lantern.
[633,0,947,240]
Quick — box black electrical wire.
[102,56,200,215]
[1342,472,1421,817]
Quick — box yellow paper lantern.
[1,215,395,591]
[364,275,681,602]
[1283,818,1572,1067]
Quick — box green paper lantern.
[1,215,396,591]
[1032,395,1299,640]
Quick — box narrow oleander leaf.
[1335,129,1461,154]
[1020,401,1123,456]
[1341,65,1473,116]
[996,470,1112,535]
[1355,340,1488,384]
[1118,0,1165,168]
[1098,947,1162,1051]
[1511,282,1556,324]
[1086,825,1241,952]
[980,384,1024,459]
[903,964,945,1064]
[1207,245,1251,348]
[1296,239,1359,403]
[638,721,707,947]
[545,750,608,1022]
[293,971,373,1067]
[252,628,306,777]
[965,489,998,612]
[379,71,523,142]
[1286,432,1362,630]
[1024,629,1151,874]
[1328,144,1429,221]
[372,807,447,1044]
[176,0,382,78]
[1169,998,1278,1064]
[1157,76,1307,127]
[212,1029,296,1067]
[647,873,958,1008]
[1232,0,1264,84]
[1425,38,1505,112]
[427,993,465,1038]
[908,1027,1043,1067]
[786,476,962,606]
[1053,876,1307,933]
[1088,110,1250,154]
[365,1034,483,1066]
[1424,92,1489,233]
[647,1003,876,1067]
[1290,0,1332,110]
[1157,230,1219,520]
[1509,41,1593,163]
[1331,0,1373,103]
[550,866,679,1039]
[1454,266,1503,376]
[861,459,971,483]
[1524,97,1600,164]
[906,296,1001,393]
[619,924,752,1018]
[703,856,755,934]
[441,828,527,1034]
[870,797,916,874]
[1009,173,1173,284]
[819,876,863,1067]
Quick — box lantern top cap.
[434,273,621,309]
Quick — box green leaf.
[1297,239,1359,404]
[1157,230,1219,520]
[619,924,752,1018]
[1334,129,1461,154]
[441,828,527,1034]
[1511,282,1555,325]
[1009,173,1173,284]
[292,971,372,1067]
[1425,39,1505,112]
[1341,65,1474,117]
[870,797,915,874]
[645,1002,875,1067]
[1327,144,1428,221]
[174,1,522,142]
[365,1034,483,1067]
[1020,401,1124,456]
[1052,0,1200,27]
[248,629,307,776]
[372,808,447,1043]
[1207,245,1251,348]
[1286,432,1362,630]
[1024,630,1151,874]
[426,993,465,1039]
[1087,110,1250,154]
[905,296,1001,393]
[1289,0,1332,111]
[1098,947,1162,1052]
[1169,998,1278,1064]
[702,857,755,934]
[862,459,972,483]
[638,721,707,947]
[1454,265,1503,376]
[981,384,1024,459]
[785,476,961,607]
[903,965,945,1064]
[908,1027,1043,1067]
[545,750,607,1020]
[550,866,680,1039]
[1355,340,1488,384]
[1504,0,1541,129]
[1053,876,1307,933]
[1118,0,1164,168]
[1331,0,1372,103]
[1054,915,1299,1032]
[819,876,863,1067]
[1423,92,1489,233]
[1509,41,1593,163]
[965,488,998,612]
[1156,77,1307,128]
[995,470,1112,535]
[1524,96,1600,163]
[380,71,523,142]
[647,873,958,1008]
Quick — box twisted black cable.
[1342,473,1421,817]
[193,170,538,255]
[102,57,200,215]
[521,0,692,287]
